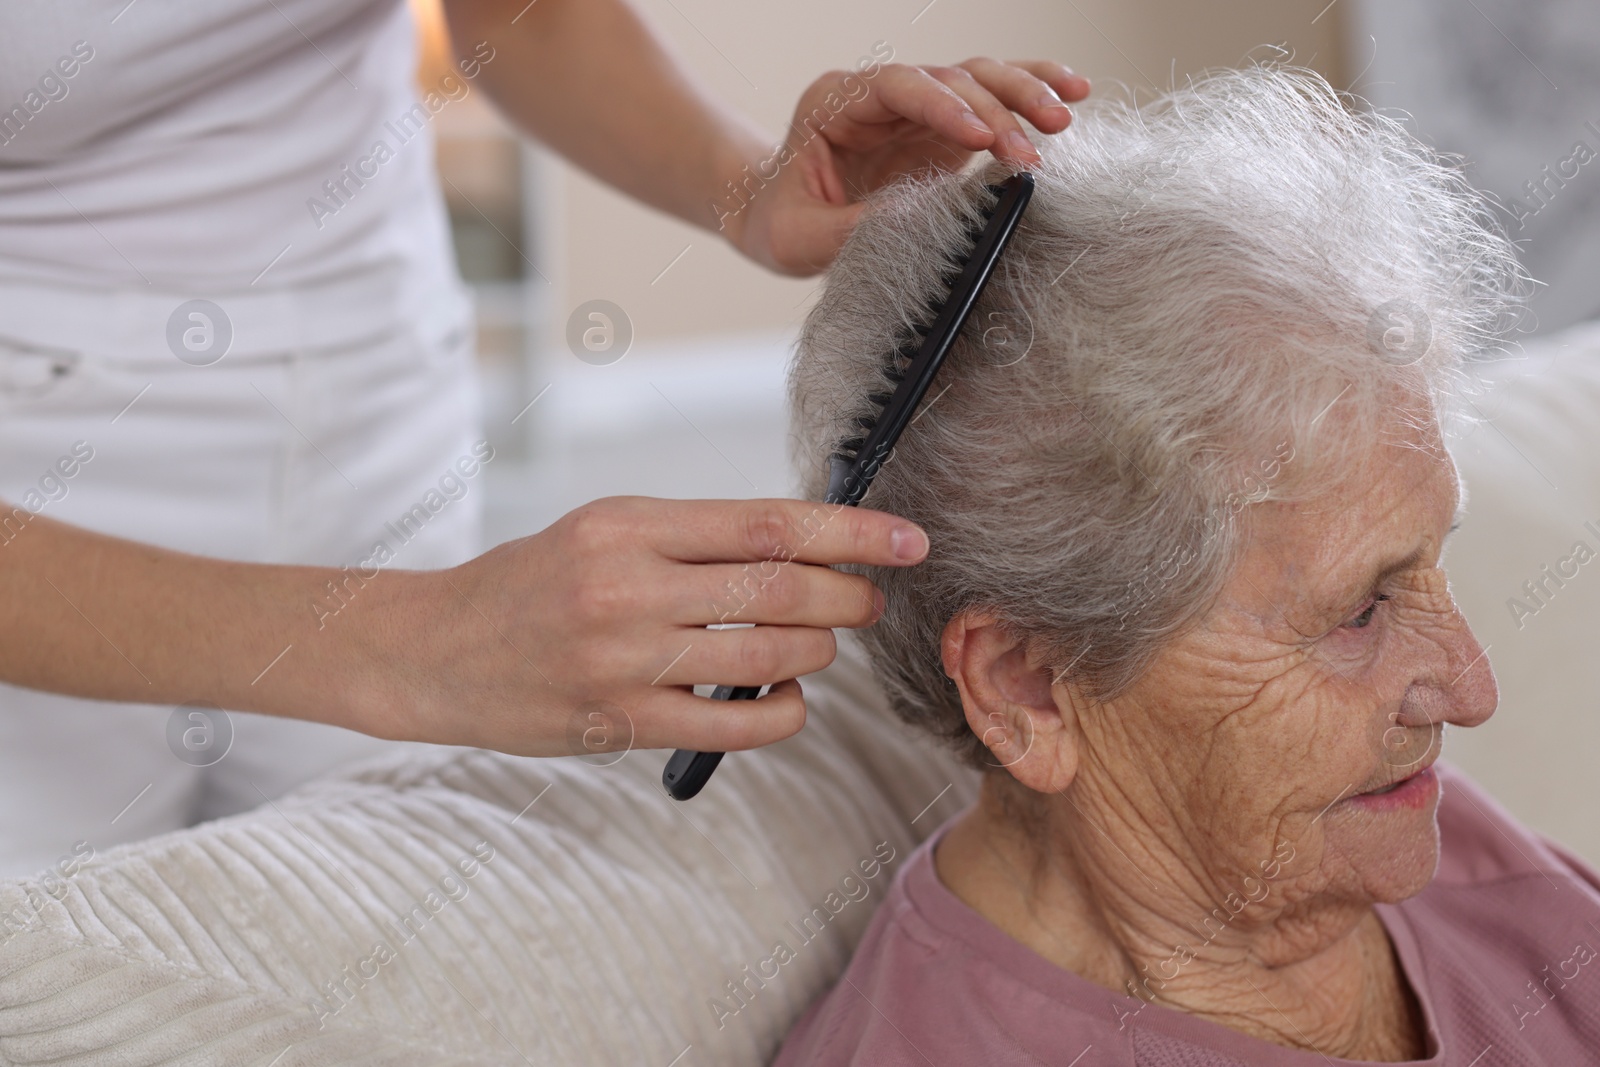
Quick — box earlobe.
[940,611,1080,792]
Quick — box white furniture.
[0,636,974,1066]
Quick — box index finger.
[650,498,929,567]
[838,63,996,150]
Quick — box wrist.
[706,125,774,257]
[231,560,440,745]
[325,565,442,745]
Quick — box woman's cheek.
[1285,669,1386,792]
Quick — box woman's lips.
[1347,764,1439,811]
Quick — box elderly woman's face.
[1102,416,1497,909]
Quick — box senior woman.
[775,67,1600,1064]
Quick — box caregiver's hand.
[0,499,925,758]
[442,0,1087,275]
[729,59,1091,275]
[359,497,927,756]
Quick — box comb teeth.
[842,191,999,460]
[828,171,1033,496]
[911,190,1002,316]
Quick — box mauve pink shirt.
[774,763,1600,1066]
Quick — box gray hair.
[789,64,1525,766]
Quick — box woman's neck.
[935,783,1427,1062]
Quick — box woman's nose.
[1436,603,1498,729]
[1387,598,1498,733]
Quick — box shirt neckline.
[903,818,1442,1065]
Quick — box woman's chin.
[1325,783,1444,903]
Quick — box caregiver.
[0,0,1089,874]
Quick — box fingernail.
[872,586,887,619]
[891,525,929,561]
[1008,131,1038,158]
[1037,94,1071,115]
[960,110,991,136]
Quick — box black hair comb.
[662,170,1036,801]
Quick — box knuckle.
[847,511,882,559]
[762,569,804,616]
[742,505,798,561]
[787,504,830,554]
[737,630,785,681]
[821,512,868,565]
[570,574,622,625]
[564,499,621,552]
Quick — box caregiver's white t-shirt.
[0,0,482,877]
[0,0,458,302]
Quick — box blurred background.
[413,0,1600,860]
[412,0,1354,507]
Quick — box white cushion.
[0,633,976,1065]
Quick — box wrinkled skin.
[938,405,1497,1061]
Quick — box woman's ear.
[940,610,1079,793]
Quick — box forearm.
[0,494,933,758]
[0,511,405,734]
[443,0,768,239]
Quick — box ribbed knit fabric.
[0,636,976,1066]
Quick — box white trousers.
[0,268,483,877]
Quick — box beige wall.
[543,0,1350,350]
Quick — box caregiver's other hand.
[730,58,1090,275]
[365,497,929,758]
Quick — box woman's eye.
[1345,593,1392,629]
